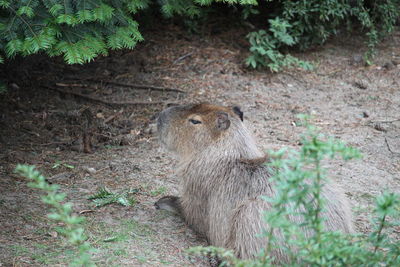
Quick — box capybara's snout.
[157,105,188,134]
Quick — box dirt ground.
[0,23,399,266]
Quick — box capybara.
[156,103,353,261]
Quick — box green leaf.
[248,57,257,69]
[194,0,213,5]
[5,39,23,57]
[92,4,114,22]
[239,0,258,5]
[49,4,63,16]
[64,47,83,64]
[117,197,131,206]
[77,10,94,23]
[126,0,150,13]
[17,6,34,18]
[0,0,10,8]
[56,14,78,26]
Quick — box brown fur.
[156,103,353,261]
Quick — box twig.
[79,210,95,214]
[104,110,123,124]
[56,83,89,87]
[42,85,170,106]
[173,52,193,64]
[315,68,342,77]
[35,141,70,146]
[373,214,387,253]
[384,137,400,155]
[277,137,290,142]
[83,79,185,93]
[370,119,400,124]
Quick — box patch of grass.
[367,95,379,101]
[104,144,120,149]
[160,259,174,265]
[86,219,156,265]
[88,187,139,207]
[10,242,76,265]
[33,243,48,250]
[31,250,57,265]
[10,244,30,257]
[22,214,34,221]
[33,227,50,236]
[113,248,128,256]
[141,184,168,197]
[134,255,148,263]
[31,246,77,265]
[150,186,167,197]
[89,219,155,246]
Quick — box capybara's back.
[157,103,353,261]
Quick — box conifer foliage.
[0,0,148,64]
[0,0,399,70]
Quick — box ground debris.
[353,79,368,90]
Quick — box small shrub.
[350,0,400,65]
[188,116,400,266]
[245,0,400,70]
[15,164,94,267]
[245,18,313,71]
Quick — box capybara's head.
[157,103,246,158]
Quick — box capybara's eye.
[189,119,202,125]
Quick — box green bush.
[188,116,400,266]
[245,18,313,72]
[0,0,147,64]
[0,0,254,64]
[245,0,400,70]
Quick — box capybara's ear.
[233,106,243,121]
[216,112,231,130]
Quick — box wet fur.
[156,103,353,260]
